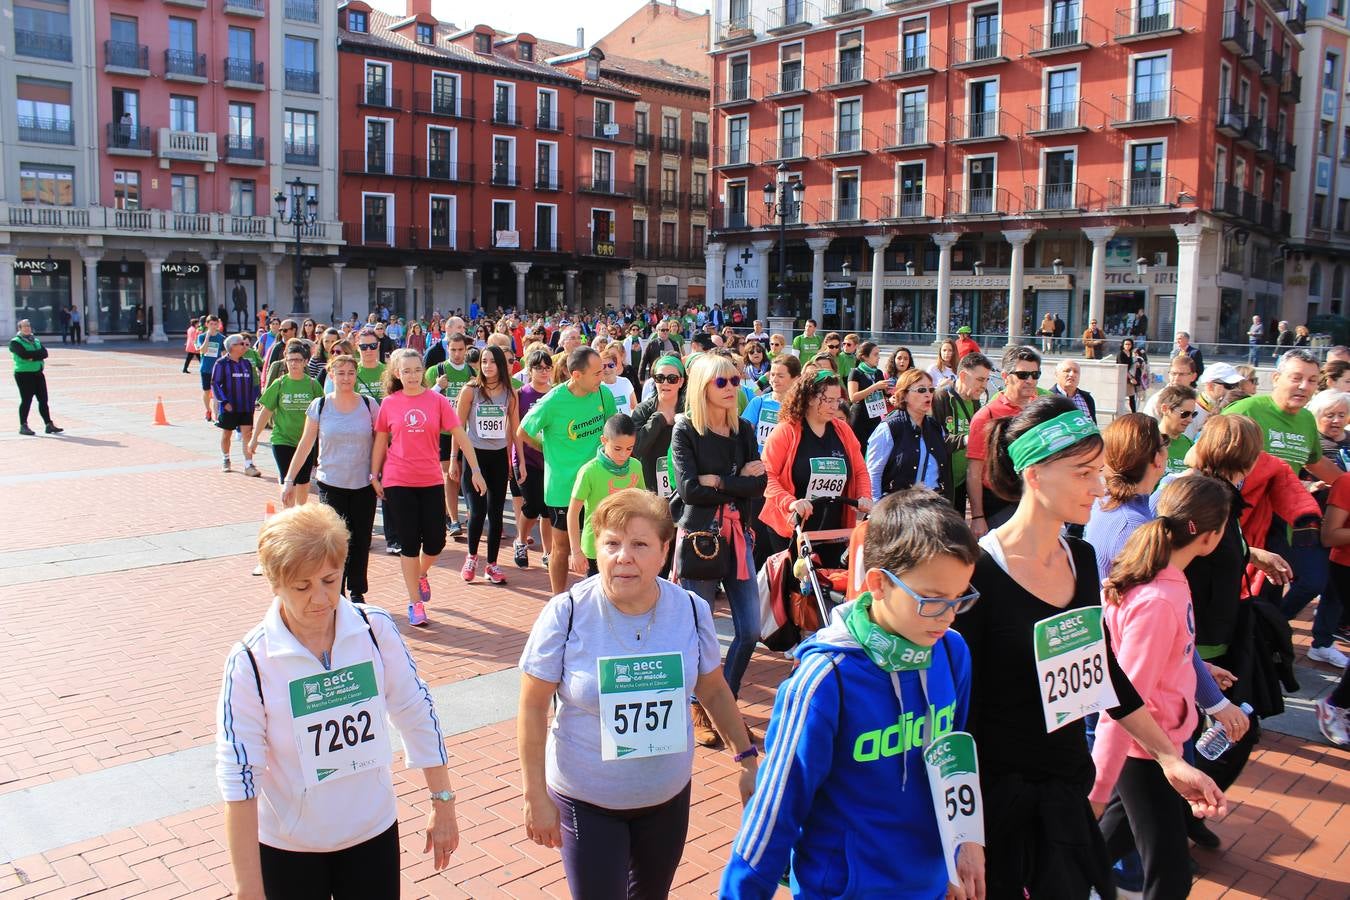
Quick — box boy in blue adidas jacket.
[722,489,986,899]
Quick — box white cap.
[1199,362,1243,386]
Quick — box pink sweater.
[1090,566,1199,805]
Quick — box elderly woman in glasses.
[722,489,984,900]
[864,368,952,500]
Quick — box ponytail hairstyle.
[985,394,1105,502]
[381,348,424,396]
[1101,413,1166,510]
[1105,474,1230,602]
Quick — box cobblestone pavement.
[1,345,1347,898]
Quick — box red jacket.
[1238,451,1321,591]
[761,418,870,538]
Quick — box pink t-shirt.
[375,389,461,488]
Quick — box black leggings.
[464,446,509,564]
[1100,757,1191,900]
[183,351,198,372]
[317,482,377,596]
[550,782,691,900]
[15,371,51,426]
[259,820,398,899]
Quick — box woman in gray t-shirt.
[282,354,380,601]
[453,345,522,584]
[517,490,756,899]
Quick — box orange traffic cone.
[152,396,169,426]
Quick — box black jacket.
[669,416,765,532]
[632,395,681,489]
[1050,385,1097,421]
[931,386,981,461]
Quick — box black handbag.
[678,506,732,581]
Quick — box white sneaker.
[1315,698,1350,746]
[1308,645,1350,668]
[252,564,263,576]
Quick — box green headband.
[1008,410,1099,472]
[655,355,685,375]
[812,370,836,384]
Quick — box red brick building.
[336,1,639,316]
[596,2,713,77]
[707,0,1304,345]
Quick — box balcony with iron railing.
[536,110,564,132]
[1029,15,1101,55]
[635,131,652,149]
[659,189,682,209]
[824,0,873,21]
[490,164,520,187]
[715,143,757,168]
[1217,98,1246,137]
[165,50,207,80]
[285,68,319,93]
[15,29,72,61]
[413,93,474,119]
[107,123,152,154]
[1109,88,1180,126]
[952,33,1011,68]
[1235,114,1262,150]
[223,57,264,87]
[710,208,754,231]
[951,110,1007,143]
[285,141,319,165]
[762,134,816,161]
[947,187,1014,217]
[1254,124,1278,159]
[284,0,318,21]
[766,1,818,32]
[18,116,74,146]
[105,40,149,72]
[223,0,265,16]
[821,56,878,88]
[820,128,875,156]
[1288,0,1307,34]
[714,79,759,107]
[1268,0,1288,10]
[360,87,403,110]
[884,44,945,79]
[1220,11,1248,53]
[632,185,654,206]
[690,193,708,211]
[1241,32,1265,71]
[691,140,709,158]
[1113,1,1186,41]
[579,175,634,197]
[1281,70,1302,101]
[406,226,473,252]
[423,159,473,183]
[882,118,939,149]
[577,117,633,142]
[492,104,522,126]
[766,67,815,97]
[224,134,264,163]
[1108,174,1179,208]
[817,196,872,223]
[660,135,685,155]
[882,192,937,220]
[1263,50,1283,86]
[1025,101,1088,135]
[1025,182,1091,213]
[1277,140,1297,170]
[532,233,565,253]
[716,14,762,46]
[535,169,563,191]
[342,149,416,177]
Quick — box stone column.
[933,232,959,340]
[1003,229,1033,346]
[206,258,222,329]
[146,257,167,341]
[867,234,890,335]
[462,267,477,313]
[620,269,638,308]
[80,254,102,342]
[262,255,279,319]
[807,237,830,325]
[705,243,725,307]
[403,265,418,320]
[564,269,578,308]
[1172,223,1204,339]
[329,262,346,324]
[511,261,531,313]
[752,239,775,322]
[1084,226,1117,332]
[0,255,15,338]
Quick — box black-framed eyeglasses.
[1008,370,1041,380]
[882,569,980,617]
[653,373,682,384]
[530,361,553,370]
[714,375,742,389]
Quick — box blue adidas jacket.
[721,601,972,899]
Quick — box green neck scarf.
[856,362,878,376]
[596,446,629,475]
[845,593,934,671]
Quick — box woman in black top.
[632,355,685,500]
[958,394,1225,899]
[845,341,889,449]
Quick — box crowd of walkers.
[188,301,1350,899]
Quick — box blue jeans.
[682,541,758,697]
[1269,520,1340,648]
[1248,342,1259,366]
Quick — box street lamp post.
[274,177,318,314]
[762,161,804,317]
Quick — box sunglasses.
[358,343,378,351]
[603,361,617,369]
[908,386,933,394]
[826,344,840,350]
[1008,370,1041,380]
[653,373,682,384]
[714,375,742,389]
[1174,409,1197,420]
[883,570,981,617]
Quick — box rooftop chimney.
[406,0,434,18]
[577,27,585,48]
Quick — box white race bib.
[923,731,986,888]
[597,653,688,760]
[475,404,506,439]
[806,457,847,500]
[756,405,779,449]
[1032,608,1120,732]
[864,390,888,419]
[656,459,674,499]
[288,661,392,788]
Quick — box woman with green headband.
[846,340,889,449]
[956,394,1226,898]
[632,355,686,502]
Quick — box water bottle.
[1195,703,1254,760]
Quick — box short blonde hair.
[684,352,742,436]
[590,489,675,546]
[257,504,350,588]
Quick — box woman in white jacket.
[216,504,458,899]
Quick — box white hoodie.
[215,599,446,852]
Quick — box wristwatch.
[429,789,456,803]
